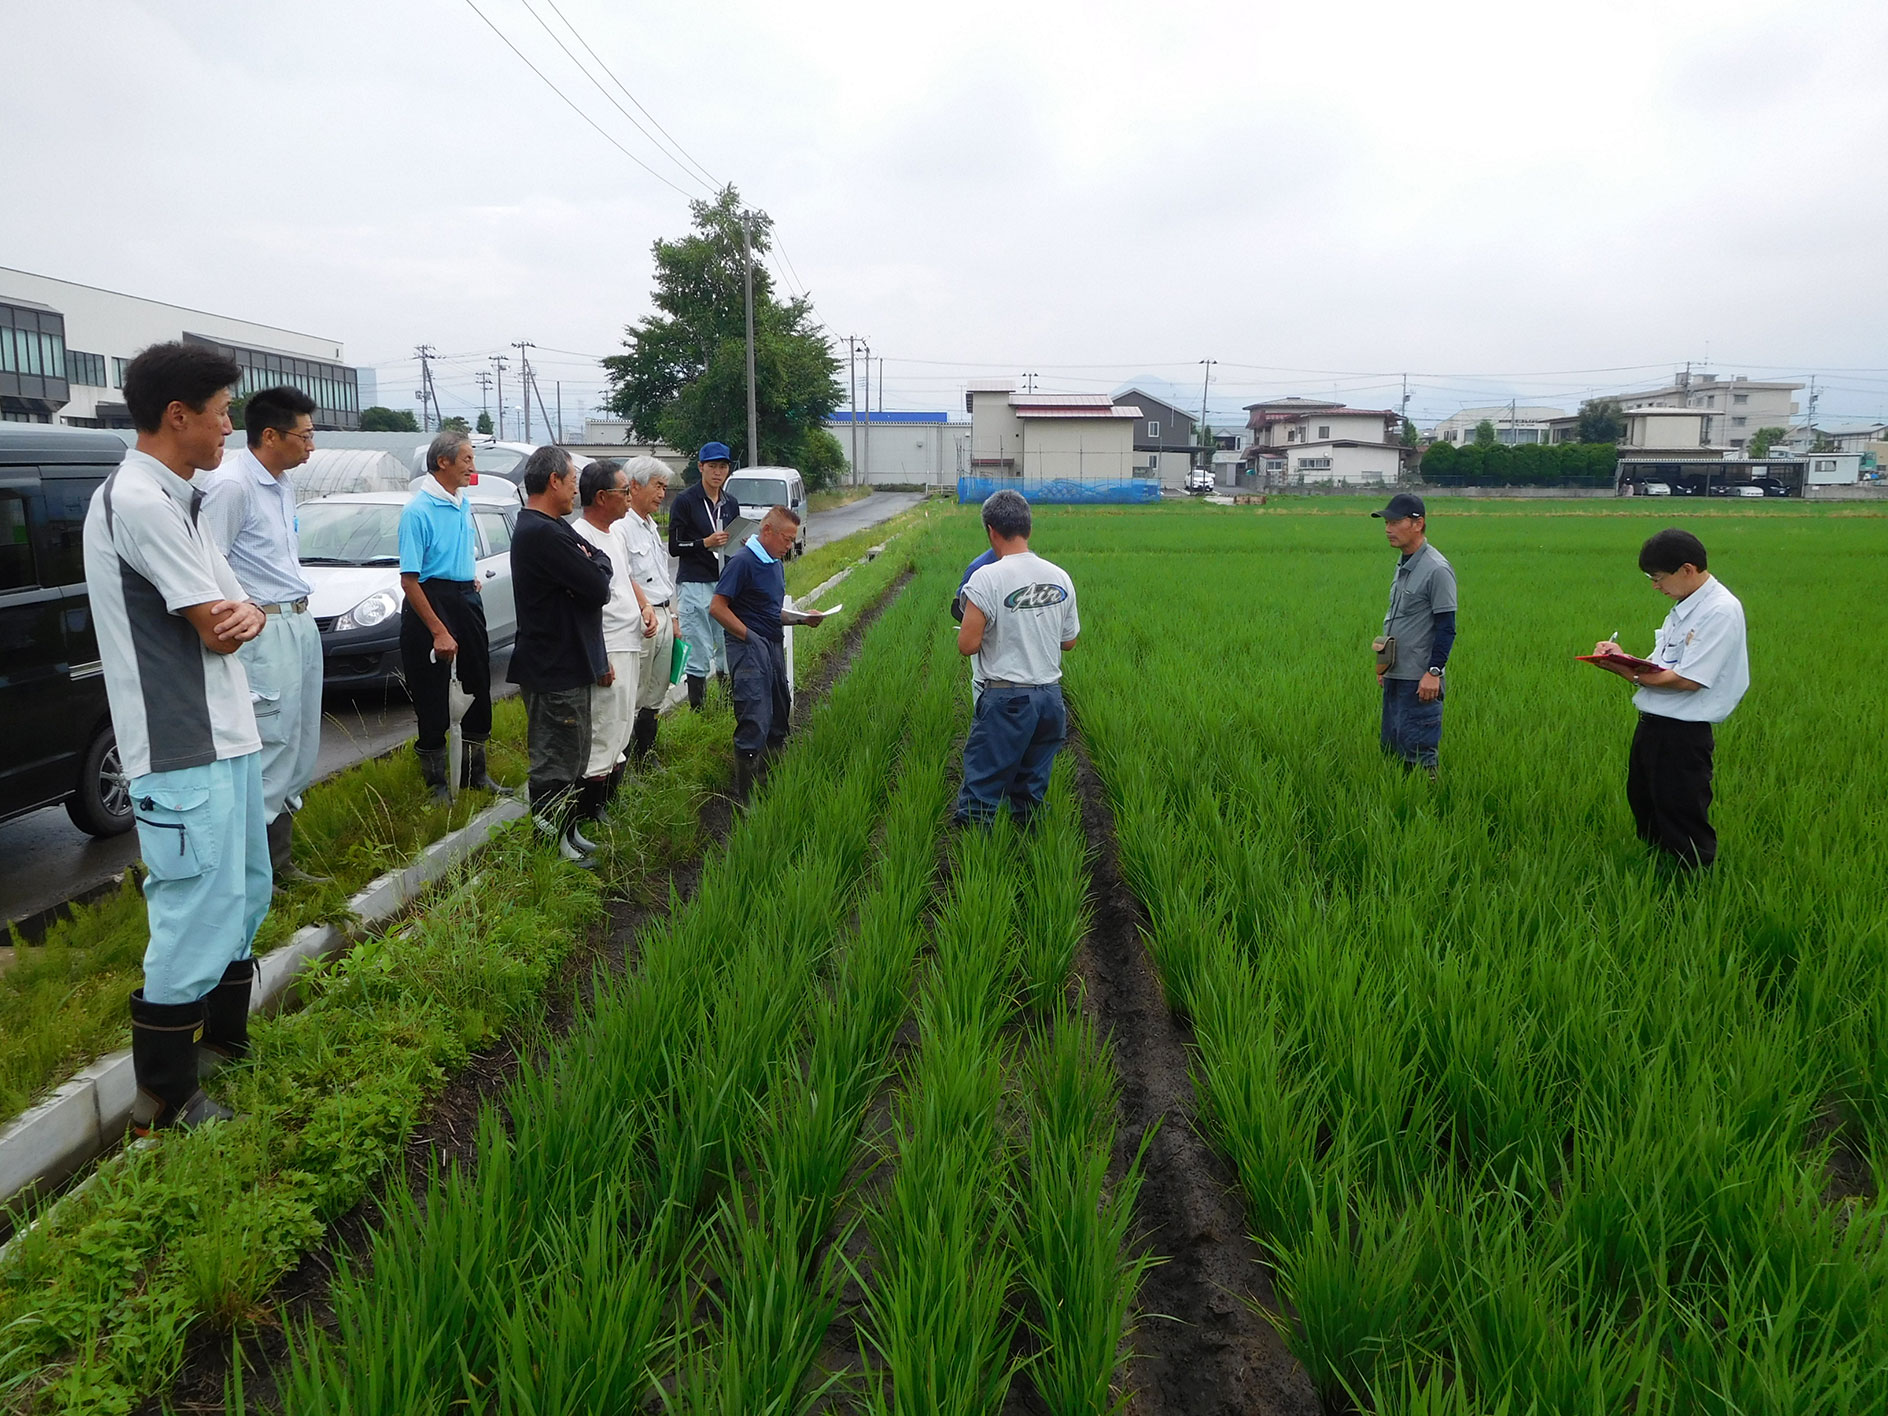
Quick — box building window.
[68,350,108,387]
[1299,456,1333,470]
[1733,393,1749,404]
[1317,425,1330,439]
[113,356,131,387]
[1731,416,1746,427]
[1147,420,1159,438]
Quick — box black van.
[0,424,132,836]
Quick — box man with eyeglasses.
[571,459,659,823]
[200,385,329,890]
[1591,527,1748,869]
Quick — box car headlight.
[334,590,399,632]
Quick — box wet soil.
[141,572,913,1415]
[1063,736,1319,1416]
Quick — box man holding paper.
[1590,527,1748,869]
[710,505,826,804]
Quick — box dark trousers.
[1380,677,1444,769]
[522,685,592,822]
[955,683,1067,825]
[1627,712,1716,868]
[728,632,791,756]
[400,581,492,751]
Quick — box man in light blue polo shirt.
[398,431,500,801]
[201,386,328,889]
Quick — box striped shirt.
[82,449,260,779]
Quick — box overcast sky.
[6,0,1886,429]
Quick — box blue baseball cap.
[697,441,732,464]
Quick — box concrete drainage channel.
[0,535,898,1243]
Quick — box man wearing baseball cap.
[1371,492,1457,778]
[668,441,743,710]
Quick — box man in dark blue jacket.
[509,446,613,865]
[668,442,743,711]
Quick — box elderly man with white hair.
[615,455,681,766]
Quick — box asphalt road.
[0,490,923,929]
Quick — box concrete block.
[255,923,344,1012]
[73,1052,136,1137]
[0,1079,101,1209]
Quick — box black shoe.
[129,991,233,1136]
[267,812,330,890]
[461,738,514,795]
[577,776,612,825]
[417,746,452,805]
[732,750,758,807]
[686,676,707,713]
[197,957,256,1080]
[630,709,659,765]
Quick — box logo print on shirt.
[1004,583,1069,610]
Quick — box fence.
[957,475,1162,506]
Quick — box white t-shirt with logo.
[963,550,1079,686]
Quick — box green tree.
[1810,433,1839,453]
[438,415,471,434]
[1749,426,1788,458]
[1474,419,1497,448]
[1576,398,1624,443]
[361,406,420,432]
[227,395,247,431]
[1419,439,1458,483]
[1401,417,1419,448]
[476,411,494,435]
[602,186,843,483]
[798,426,847,491]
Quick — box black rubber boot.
[630,708,660,765]
[128,991,231,1136]
[267,812,330,890]
[198,958,256,1080]
[604,764,628,811]
[461,738,513,795]
[577,775,611,825]
[732,750,759,807]
[416,746,452,805]
[686,675,707,713]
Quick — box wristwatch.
[1427,666,1444,677]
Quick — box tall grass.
[1064,502,1888,1409]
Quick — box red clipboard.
[1577,651,1662,674]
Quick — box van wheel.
[67,725,136,838]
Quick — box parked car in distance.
[0,424,134,836]
[407,439,537,486]
[1751,478,1791,497]
[300,482,522,688]
[1708,483,1766,498]
[1186,468,1215,495]
[1636,481,1673,496]
[725,466,808,557]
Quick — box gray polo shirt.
[1381,541,1456,681]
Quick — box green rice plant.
[1018,767,1092,1017]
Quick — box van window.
[38,471,109,587]
[727,475,790,508]
[0,491,37,592]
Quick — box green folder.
[669,637,690,685]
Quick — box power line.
[459,0,695,200]
[541,0,723,191]
[513,0,714,196]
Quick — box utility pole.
[474,370,493,431]
[414,345,439,432]
[1805,374,1819,446]
[491,355,509,441]
[847,336,859,485]
[1198,358,1216,471]
[741,211,758,467]
[858,340,871,484]
[555,381,563,444]
[512,341,535,441]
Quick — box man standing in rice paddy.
[954,489,1080,827]
[1372,492,1456,779]
[1592,527,1748,869]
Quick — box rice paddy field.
[5,495,1886,1414]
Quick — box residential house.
[1431,404,1566,446]
[1240,397,1405,486]
[1608,373,1801,455]
[967,381,1141,486]
[1110,386,1198,490]
[1814,422,1887,470]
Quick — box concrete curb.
[0,797,525,1218]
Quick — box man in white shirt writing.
[954,490,1079,828]
[1592,527,1749,869]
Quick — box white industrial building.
[0,266,361,429]
[1431,404,1567,445]
[827,411,968,488]
[967,383,1141,485]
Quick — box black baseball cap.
[1371,492,1426,520]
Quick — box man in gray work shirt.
[1372,492,1457,777]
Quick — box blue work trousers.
[955,683,1067,825]
[131,752,271,1005]
[728,631,791,755]
[678,581,727,680]
[1380,677,1445,770]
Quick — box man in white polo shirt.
[83,341,269,1133]
[616,456,680,766]
[1592,527,1749,869]
[572,458,659,823]
[200,385,328,890]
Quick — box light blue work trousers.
[131,752,272,1005]
[238,607,324,818]
[677,580,727,679]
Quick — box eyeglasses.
[276,428,316,444]
[1645,571,1669,584]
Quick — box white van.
[725,466,809,557]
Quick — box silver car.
[298,483,522,687]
